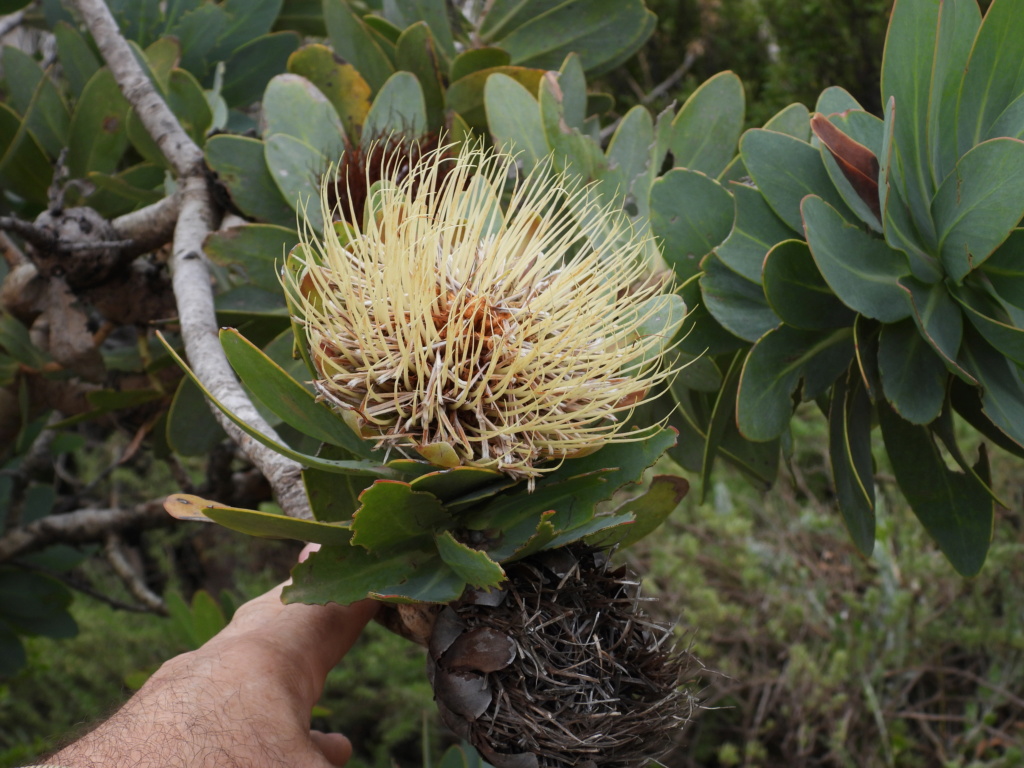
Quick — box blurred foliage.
[597,0,892,126]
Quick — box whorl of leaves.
[428,546,698,768]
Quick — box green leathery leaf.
[762,239,854,330]
[409,467,506,504]
[491,0,655,75]
[700,254,780,343]
[669,71,744,178]
[85,162,163,218]
[539,67,600,179]
[736,325,854,441]
[985,91,1024,143]
[303,445,364,522]
[205,135,296,227]
[716,182,793,284]
[877,97,944,284]
[351,480,454,552]
[880,0,940,247]
[828,370,875,556]
[166,3,224,79]
[383,0,455,59]
[159,333,397,477]
[435,532,504,587]
[167,376,227,457]
[740,128,853,233]
[932,403,1008,508]
[287,43,371,143]
[878,317,946,425]
[898,276,973,381]
[395,22,445,131]
[0,312,51,369]
[205,503,354,545]
[545,510,636,550]
[468,475,606,562]
[878,404,992,577]
[952,284,1024,365]
[676,272,748,358]
[815,85,862,116]
[54,21,99,99]
[262,73,346,158]
[3,46,69,158]
[264,133,327,229]
[323,0,394,94]
[650,169,734,281]
[142,36,179,91]
[484,73,548,172]
[928,0,980,186]
[802,195,912,323]
[853,314,882,402]
[761,102,810,142]
[950,377,1024,458]
[980,229,1024,309]
[586,475,690,550]
[219,328,373,456]
[221,31,301,108]
[0,103,50,206]
[66,68,130,178]
[284,543,426,605]
[700,351,743,502]
[449,47,510,82]
[625,293,687,369]
[450,66,545,130]
[956,0,1024,155]
[602,105,654,207]
[932,138,1024,283]
[541,426,677,499]
[362,71,427,140]
[959,328,1024,449]
[371,557,468,603]
[205,224,299,293]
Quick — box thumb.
[310,730,353,766]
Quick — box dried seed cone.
[290,142,674,480]
[427,547,698,768]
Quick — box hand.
[49,552,377,768]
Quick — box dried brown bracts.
[427,547,699,768]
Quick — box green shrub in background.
[598,0,892,126]
[667,0,1024,576]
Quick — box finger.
[272,597,379,678]
[310,730,353,766]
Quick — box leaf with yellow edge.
[164,493,354,545]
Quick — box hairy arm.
[47,583,378,768]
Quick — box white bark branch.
[0,502,170,562]
[72,0,311,520]
[104,533,168,615]
[112,192,181,255]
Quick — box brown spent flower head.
[290,141,676,480]
[427,546,699,768]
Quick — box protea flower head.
[289,140,675,480]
